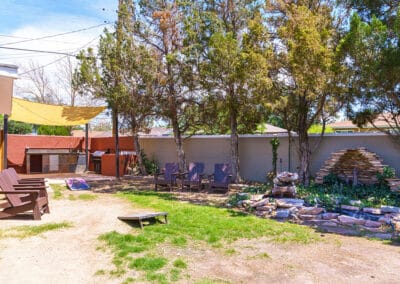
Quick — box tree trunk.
[298,131,311,186]
[133,133,147,175]
[172,121,186,172]
[229,88,240,182]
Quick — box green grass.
[99,191,319,282]
[50,184,97,201]
[0,222,73,239]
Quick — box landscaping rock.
[363,207,382,214]
[364,220,382,228]
[250,194,264,201]
[299,207,324,215]
[393,221,400,232]
[299,214,319,221]
[275,209,290,218]
[380,206,400,214]
[371,233,392,240]
[229,184,250,191]
[241,200,252,207]
[341,205,359,211]
[322,213,340,220]
[256,205,273,211]
[378,217,391,224]
[360,226,381,233]
[350,200,362,206]
[275,198,304,208]
[338,215,366,226]
[252,198,270,208]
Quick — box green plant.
[376,166,396,183]
[0,222,73,239]
[270,137,280,177]
[141,153,159,175]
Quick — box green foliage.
[7,121,33,134]
[37,125,70,136]
[377,166,396,183]
[141,153,159,175]
[0,222,72,239]
[270,137,280,176]
[307,124,334,134]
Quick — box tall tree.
[198,0,271,182]
[266,0,346,185]
[133,1,205,171]
[75,0,158,174]
[338,3,400,143]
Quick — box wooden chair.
[5,167,46,185]
[3,168,47,189]
[154,162,180,191]
[0,173,50,220]
[208,163,233,193]
[178,162,205,192]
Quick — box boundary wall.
[140,133,400,182]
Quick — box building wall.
[140,133,400,182]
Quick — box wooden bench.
[118,212,168,229]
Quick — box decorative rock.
[299,207,324,215]
[394,221,400,232]
[252,198,269,208]
[380,206,400,214]
[341,205,359,211]
[275,209,290,218]
[322,221,338,227]
[371,233,392,240]
[298,214,319,221]
[250,194,264,201]
[276,172,299,183]
[256,206,273,211]
[361,226,382,233]
[289,207,299,214]
[241,200,252,207]
[338,215,366,226]
[378,217,391,224]
[322,213,340,220]
[275,198,304,208]
[363,207,382,214]
[229,184,250,191]
[271,186,296,197]
[364,220,382,228]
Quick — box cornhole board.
[118,212,168,229]
[65,178,90,190]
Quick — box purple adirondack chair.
[208,163,232,192]
[154,162,180,191]
[179,162,205,191]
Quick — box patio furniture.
[178,162,205,192]
[0,173,50,220]
[4,167,46,185]
[208,163,233,192]
[154,162,180,191]
[118,211,168,229]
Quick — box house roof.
[263,123,287,133]
[329,114,399,129]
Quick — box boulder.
[364,220,382,228]
[299,207,324,215]
[360,226,382,233]
[338,215,366,226]
[341,205,360,211]
[363,207,382,215]
[252,198,270,208]
[275,209,290,218]
[394,221,400,232]
[271,186,296,197]
[380,206,400,214]
[275,198,304,208]
[256,205,273,211]
[378,216,391,224]
[298,214,319,221]
[322,213,340,220]
[250,194,264,201]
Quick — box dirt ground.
[1,177,400,284]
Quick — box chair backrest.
[164,163,179,181]
[6,168,21,182]
[214,163,231,184]
[188,162,205,181]
[0,173,22,207]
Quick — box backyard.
[1,179,400,284]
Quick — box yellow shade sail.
[9,98,106,126]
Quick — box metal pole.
[288,133,291,172]
[3,114,8,169]
[115,111,120,179]
[85,123,89,172]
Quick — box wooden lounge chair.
[178,162,205,192]
[3,168,47,189]
[208,163,233,192]
[4,167,46,185]
[0,173,50,220]
[154,162,180,191]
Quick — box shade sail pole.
[3,114,8,169]
[85,123,89,172]
[114,110,120,179]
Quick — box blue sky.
[0,0,116,33]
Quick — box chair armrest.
[13,183,47,188]
[13,185,47,190]
[0,190,39,196]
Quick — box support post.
[114,111,120,179]
[3,114,8,169]
[85,123,89,172]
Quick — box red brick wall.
[7,135,86,171]
[90,136,135,152]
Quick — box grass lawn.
[99,191,319,283]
